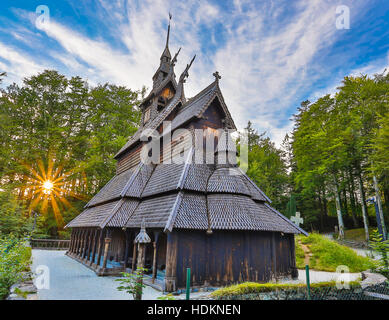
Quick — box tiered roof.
[66,23,306,236]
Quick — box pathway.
[31,249,162,300]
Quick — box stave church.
[65,19,307,292]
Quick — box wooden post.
[131,241,137,272]
[165,231,178,292]
[79,229,85,257]
[96,229,105,266]
[68,229,74,253]
[82,229,89,259]
[74,229,79,255]
[123,230,131,269]
[86,229,93,261]
[134,220,151,300]
[102,230,112,270]
[135,243,146,300]
[76,229,81,255]
[152,231,160,283]
[91,229,98,264]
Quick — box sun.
[20,157,87,228]
[43,180,54,194]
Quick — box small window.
[144,107,151,124]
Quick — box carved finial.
[213,71,221,82]
[179,55,196,83]
[134,218,151,244]
[171,47,181,66]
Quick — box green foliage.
[0,70,141,236]
[296,233,376,272]
[295,237,306,267]
[0,189,31,237]
[211,280,361,298]
[0,237,32,299]
[157,293,177,300]
[369,229,389,274]
[116,268,148,300]
[291,72,389,231]
[243,121,289,211]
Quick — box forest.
[0,69,388,240]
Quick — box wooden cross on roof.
[213,71,221,82]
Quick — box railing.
[30,239,70,250]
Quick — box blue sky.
[0,0,388,145]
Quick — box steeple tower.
[152,13,173,88]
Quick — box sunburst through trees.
[21,158,87,228]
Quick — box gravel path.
[31,250,162,300]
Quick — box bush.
[0,236,32,300]
[211,281,361,299]
[296,233,376,272]
[369,229,389,277]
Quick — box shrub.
[369,229,389,277]
[211,281,361,299]
[0,236,32,300]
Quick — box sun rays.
[21,157,87,228]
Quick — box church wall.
[172,229,296,289]
[116,145,142,174]
[192,99,225,130]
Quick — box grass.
[343,228,375,242]
[210,280,361,298]
[296,233,376,272]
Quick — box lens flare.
[20,157,87,228]
[43,181,53,194]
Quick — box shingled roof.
[66,43,306,236]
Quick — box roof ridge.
[237,167,272,203]
[120,163,144,197]
[99,198,125,229]
[164,191,184,232]
[264,203,308,236]
[84,174,116,208]
[177,147,193,190]
[182,81,217,109]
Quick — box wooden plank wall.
[116,146,141,174]
[174,230,295,288]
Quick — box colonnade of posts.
[67,228,161,283]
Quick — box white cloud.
[0,42,44,84]
[1,0,379,147]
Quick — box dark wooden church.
[65,21,307,292]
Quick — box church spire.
[160,13,172,61]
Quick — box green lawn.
[343,228,374,242]
[295,233,376,272]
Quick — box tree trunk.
[318,190,324,231]
[373,175,387,240]
[334,174,345,239]
[348,169,358,228]
[358,173,369,242]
